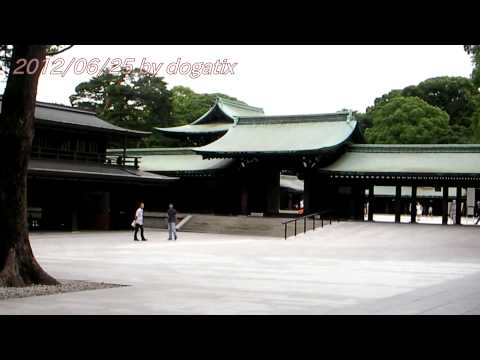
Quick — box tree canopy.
[70,68,173,132]
[361,76,480,144]
[70,71,244,147]
[364,96,450,144]
[465,45,480,89]
[170,85,243,126]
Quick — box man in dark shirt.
[167,203,177,240]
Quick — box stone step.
[179,214,294,238]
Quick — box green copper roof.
[155,97,264,137]
[108,148,234,175]
[0,97,150,138]
[195,111,358,158]
[28,159,176,183]
[209,97,264,121]
[154,123,232,136]
[321,144,480,176]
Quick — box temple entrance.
[362,185,475,226]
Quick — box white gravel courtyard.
[2,222,480,314]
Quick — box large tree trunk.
[0,45,58,287]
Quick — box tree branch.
[47,45,74,56]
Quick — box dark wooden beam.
[123,136,127,166]
[240,182,249,215]
[411,185,417,224]
[442,186,449,225]
[367,184,374,222]
[456,186,462,225]
[303,170,313,214]
[395,185,401,223]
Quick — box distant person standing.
[475,201,480,225]
[428,200,433,217]
[298,199,304,215]
[167,204,177,240]
[450,200,457,224]
[133,202,147,241]
[416,202,422,222]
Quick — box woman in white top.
[416,202,422,222]
[133,202,147,241]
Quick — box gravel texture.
[0,280,126,301]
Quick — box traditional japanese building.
[121,97,480,225]
[319,144,480,224]
[154,97,264,146]
[0,97,176,231]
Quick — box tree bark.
[0,45,58,287]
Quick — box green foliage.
[70,68,173,146]
[469,96,480,143]
[365,96,451,144]
[465,45,480,89]
[0,45,13,78]
[404,77,478,128]
[70,68,173,131]
[70,71,244,147]
[364,76,480,144]
[170,85,241,125]
[1,45,72,79]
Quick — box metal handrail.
[282,210,337,240]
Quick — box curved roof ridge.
[236,112,353,125]
[217,96,264,113]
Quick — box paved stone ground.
[1,222,480,314]
[368,213,479,225]
[0,280,125,301]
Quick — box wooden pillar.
[410,185,417,224]
[303,171,313,214]
[71,208,79,231]
[442,186,449,225]
[98,192,111,230]
[394,185,402,223]
[367,184,374,222]
[123,135,127,165]
[240,183,249,215]
[70,189,79,231]
[265,168,280,215]
[456,186,462,225]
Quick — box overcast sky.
[0,45,474,115]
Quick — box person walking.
[167,203,177,241]
[133,202,147,241]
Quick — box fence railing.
[105,155,141,169]
[30,147,141,169]
[281,210,337,240]
[31,147,106,163]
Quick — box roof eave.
[154,126,228,136]
[318,170,480,178]
[36,119,151,138]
